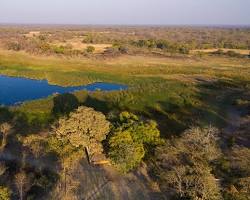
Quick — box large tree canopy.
[108,130,145,173]
[108,112,160,172]
[155,126,222,200]
[0,186,11,200]
[53,106,110,156]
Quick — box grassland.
[191,48,250,55]
[0,49,249,85]
[0,49,249,135]
[51,38,111,53]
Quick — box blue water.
[0,75,127,106]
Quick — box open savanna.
[51,38,112,53]
[0,49,250,134]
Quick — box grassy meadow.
[0,49,249,135]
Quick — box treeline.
[5,37,84,56]
[212,49,250,58]
[0,26,250,58]
[66,26,250,50]
[131,39,190,54]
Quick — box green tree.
[115,112,160,145]
[85,46,95,53]
[147,39,157,48]
[53,106,110,157]
[108,131,145,173]
[0,186,11,200]
[50,106,110,194]
[108,112,160,172]
[53,45,65,54]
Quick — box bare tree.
[156,126,222,200]
[15,171,30,200]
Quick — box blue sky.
[0,0,249,25]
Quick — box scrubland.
[0,26,249,200]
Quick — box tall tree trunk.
[64,166,67,195]
[20,184,23,200]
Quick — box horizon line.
[0,22,250,28]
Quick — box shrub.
[85,46,95,53]
[156,40,169,49]
[7,41,22,51]
[38,42,51,53]
[0,186,11,200]
[53,45,65,54]
[118,46,129,54]
[179,46,190,54]
[104,47,120,56]
[214,49,224,55]
[108,131,145,173]
[82,34,94,43]
[226,50,242,58]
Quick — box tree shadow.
[142,79,244,138]
[1,105,47,135]
[12,112,31,135]
[26,167,59,200]
[0,106,13,123]
[0,117,59,200]
[82,95,113,114]
[52,93,79,117]
[144,105,187,137]
[0,122,25,199]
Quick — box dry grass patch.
[52,38,112,53]
[23,31,41,38]
[191,48,250,55]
